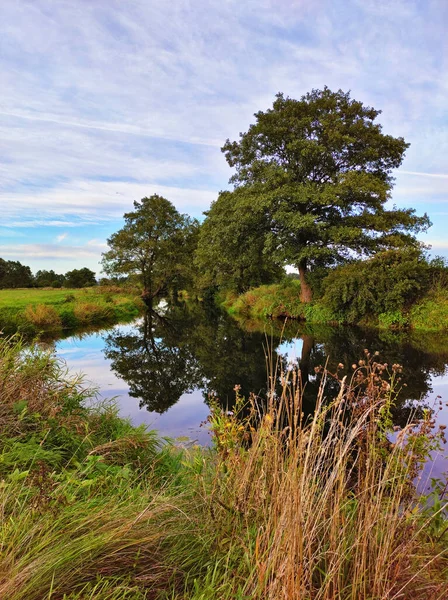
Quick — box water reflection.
[103,309,203,413]
[102,304,448,427]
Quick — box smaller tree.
[102,195,198,303]
[35,269,66,288]
[64,267,97,288]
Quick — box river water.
[52,304,448,487]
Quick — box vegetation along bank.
[99,88,447,331]
[1,335,447,599]
[0,286,143,336]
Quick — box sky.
[0,0,447,275]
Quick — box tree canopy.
[202,87,430,301]
[101,195,198,303]
[64,267,97,288]
[35,270,66,288]
[0,259,34,289]
[195,189,281,293]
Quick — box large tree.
[102,195,198,302]
[216,87,430,302]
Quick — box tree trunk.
[298,260,313,303]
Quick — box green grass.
[0,286,144,335]
[225,282,448,331]
[410,288,448,331]
[224,281,338,324]
[0,336,447,599]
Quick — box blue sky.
[0,0,447,275]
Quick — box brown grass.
[207,355,448,599]
[23,304,62,329]
[73,302,113,324]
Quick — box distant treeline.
[0,259,98,289]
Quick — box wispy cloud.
[0,243,104,260]
[0,0,446,269]
[400,171,448,180]
[56,232,68,242]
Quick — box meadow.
[1,335,447,599]
[0,286,144,335]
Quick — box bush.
[59,308,78,329]
[322,249,434,324]
[73,303,113,325]
[410,287,448,330]
[24,304,62,330]
[228,280,305,319]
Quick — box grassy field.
[0,286,144,335]
[0,335,447,599]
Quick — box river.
[50,303,448,489]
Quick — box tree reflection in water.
[103,308,203,413]
[103,304,448,424]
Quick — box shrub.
[59,308,78,329]
[322,249,434,324]
[24,304,62,330]
[228,281,305,319]
[378,310,409,329]
[410,287,448,330]
[73,303,113,325]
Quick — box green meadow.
[0,286,144,335]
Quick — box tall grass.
[202,356,448,599]
[0,336,447,599]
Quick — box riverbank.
[223,281,448,331]
[0,286,144,336]
[1,336,447,599]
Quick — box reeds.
[204,354,448,599]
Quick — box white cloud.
[427,240,448,250]
[400,171,448,179]
[0,181,217,223]
[0,0,446,235]
[56,232,68,242]
[0,243,104,260]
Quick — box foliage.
[322,249,438,324]
[0,336,447,599]
[213,87,430,301]
[410,287,448,331]
[102,195,198,301]
[225,280,305,319]
[24,304,62,329]
[195,189,282,293]
[64,267,97,288]
[34,269,66,288]
[0,258,34,289]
